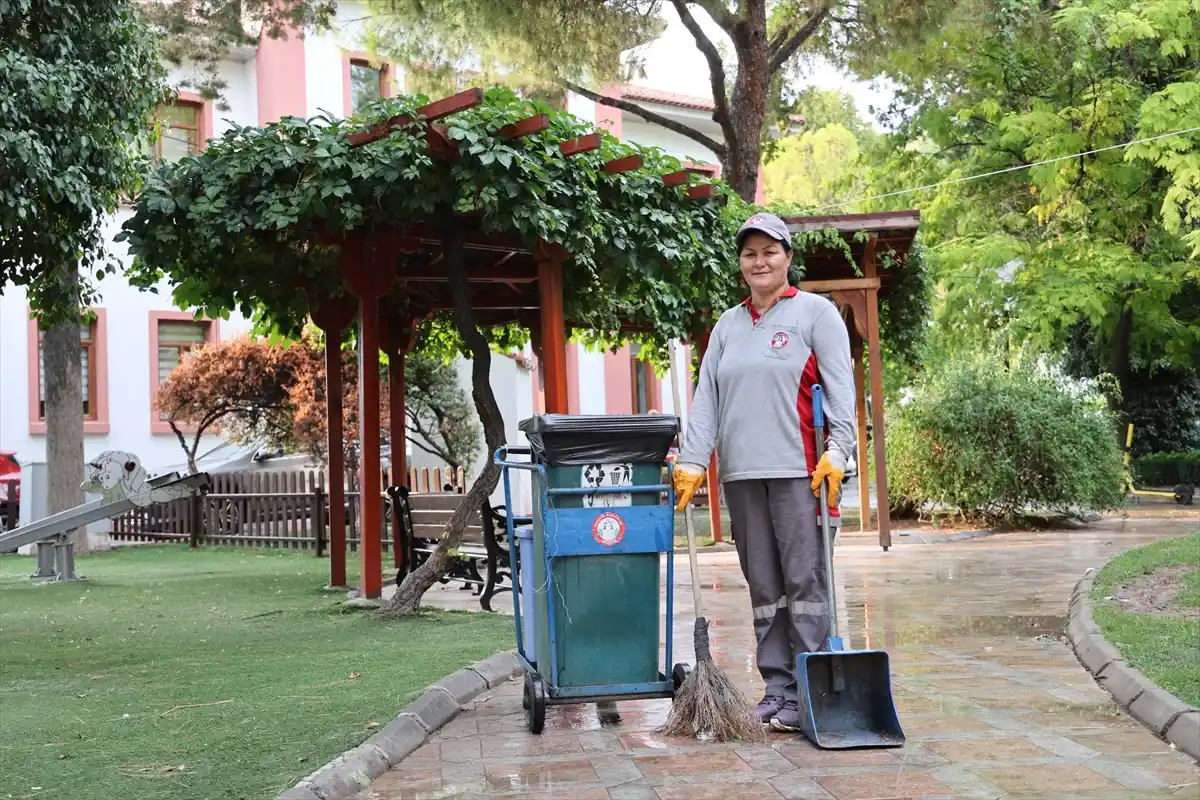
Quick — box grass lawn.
[0,546,513,800]
[1091,532,1200,707]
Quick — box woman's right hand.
[673,463,706,511]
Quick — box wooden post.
[862,235,891,550]
[341,235,399,599]
[852,337,871,533]
[310,293,356,587]
[535,240,569,414]
[695,326,723,544]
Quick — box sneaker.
[755,694,784,724]
[769,699,801,732]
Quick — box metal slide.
[0,450,211,556]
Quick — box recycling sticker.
[581,462,633,508]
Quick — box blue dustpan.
[795,386,905,749]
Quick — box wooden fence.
[109,465,465,551]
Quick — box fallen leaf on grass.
[349,672,362,680]
[117,764,192,778]
[364,721,380,729]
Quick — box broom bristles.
[658,661,765,743]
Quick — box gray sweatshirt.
[679,288,856,482]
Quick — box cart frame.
[494,445,686,732]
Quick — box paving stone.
[362,714,426,765]
[469,649,520,688]
[1130,688,1190,736]
[403,687,460,732]
[435,668,488,705]
[344,519,1200,800]
[1165,709,1200,760]
[1095,661,1148,707]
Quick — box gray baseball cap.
[736,212,792,250]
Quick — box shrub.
[886,359,1127,526]
[1133,452,1200,487]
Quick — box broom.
[657,345,764,743]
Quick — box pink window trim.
[26,307,110,435]
[174,90,215,150]
[149,311,220,435]
[342,51,397,117]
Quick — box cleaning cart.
[494,414,691,734]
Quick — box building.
[0,2,728,483]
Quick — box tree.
[139,0,943,202]
[155,336,300,473]
[846,0,1200,431]
[2,0,165,552]
[403,353,482,473]
[762,123,861,205]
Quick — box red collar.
[744,286,798,322]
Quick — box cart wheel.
[523,673,546,734]
[671,662,692,694]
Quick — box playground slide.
[0,451,211,554]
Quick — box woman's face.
[739,231,792,296]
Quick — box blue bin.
[514,525,536,664]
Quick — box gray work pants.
[724,478,829,700]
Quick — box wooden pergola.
[305,88,722,598]
[695,210,921,552]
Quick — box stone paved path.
[357,516,1200,799]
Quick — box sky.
[628,4,897,130]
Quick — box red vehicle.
[0,451,19,530]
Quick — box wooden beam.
[347,88,484,146]
[862,234,891,551]
[787,210,922,235]
[661,169,691,187]
[396,261,537,283]
[800,277,880,293]
[422,123,458,160]
[685,183,717,200]
[602,154,643,174]
[499,114,550,139]
[852,338,870,534]
[536,242,569,413]
[560,132,602,157]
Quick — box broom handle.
[670,343,705,618]
[812,385,839,642]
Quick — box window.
[36,321,97,420]
[156,320,209,389]
[630,345,653,414]
[349,60,385,114]
[145,101,204,162]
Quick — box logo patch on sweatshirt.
[770,331,790,349]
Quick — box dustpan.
[795,385,905,750]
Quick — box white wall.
[622,117,721,165]
[165,58,258,135]
[0,210,254,474]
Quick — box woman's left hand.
[810,451,845,507]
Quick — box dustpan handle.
[812,385,839,643]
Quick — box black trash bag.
[518,414,681,466]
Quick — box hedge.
[1133,452,1200,487]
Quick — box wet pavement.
[357,515,1200,799]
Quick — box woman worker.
[673,211,856,732]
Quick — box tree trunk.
[378,228,507,616]
[42,290,88,554]
[723,22,771,202]
[1109,300,1134,442]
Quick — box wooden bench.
[388,486,516,611]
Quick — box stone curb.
[276,649,522,800]
[1067,568,1200,762]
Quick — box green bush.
[1133,452,1200,486]
[886,359,1127,526]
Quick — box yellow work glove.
[673,462,706,512]
[810,450,846,508]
